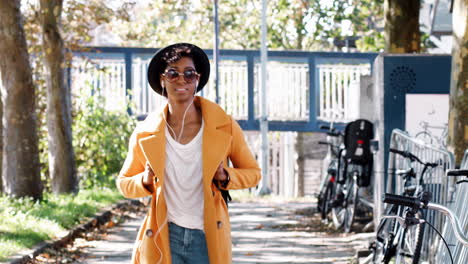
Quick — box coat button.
[146,229,153,237]
[217,221,222,229]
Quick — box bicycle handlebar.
[389,148,439,168]
[319,125,343,137]
[319,125,334,131]
[383,193,468,246]
[389,148,422,163]
[383,193,423,209]
[318,141,340,151]
[446,169,468,177]
[327,131,342,137]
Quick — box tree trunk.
[295,132,305,197]
[384,0,421,53]
[40,0,78,193]
[0,0,42,198]
[0,78,2,193]
[448,0,468,165]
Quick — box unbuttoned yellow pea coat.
[117,96,261,264]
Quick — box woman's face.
[160,56,200,103]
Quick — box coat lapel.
[139,134,165,182]
[138,107,167,184]
[199,97,232,186]
[202,127,232,186]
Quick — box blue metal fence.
[71,46,377,132]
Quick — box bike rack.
[436,150,468,263]
[378,129,456,262]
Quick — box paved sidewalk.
[73,201,373,264]
[230,201,372,264]
[71,217,140,264]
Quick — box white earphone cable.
[161,84,197,143]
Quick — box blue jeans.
[168,222,209,264]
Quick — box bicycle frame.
[382,200,468,247]
[371,149,440,263]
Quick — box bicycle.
[317,125,343,221]
[371,148,439,264]
[330,119,374,233]
[415,121,448,149]
[381,170,468,264]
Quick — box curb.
[2,199,145,264]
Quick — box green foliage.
[113,0,212,48]
[347,0,385,52]
[357,32,385,52]
[72,91,137,189]
[18,0,135,192]
[111,0,385,51]
[0,187,123,261]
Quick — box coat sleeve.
[223,119,261,190]
[116,129,153,198]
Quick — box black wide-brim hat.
[147,43,210,95]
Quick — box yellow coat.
[117,96,261,264]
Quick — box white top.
[163,120,205,230]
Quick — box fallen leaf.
[253,224,264,230]
[107,220,115,228]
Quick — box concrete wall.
[295,132,327,197]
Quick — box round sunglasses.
[162,69,200,83]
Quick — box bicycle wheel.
[331,183,345,229]
[343,172,358,233]
[317,161,337,213]
[331,172,357,232]
[319,181,334,220]
[372,204,399,263]
[395,211,425,264]
[415,131,433,145]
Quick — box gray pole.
[213,0,220,104]
[256,0,271,195]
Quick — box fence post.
[124,50,132,115]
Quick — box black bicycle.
[330,119,374,233]
[371,148,439,264]
[317,125,343,221]
[381,168,468,263]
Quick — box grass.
[0,188,316,261]
[0,186,123,261]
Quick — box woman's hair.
[161,45,195,70]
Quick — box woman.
[117,43,261,264]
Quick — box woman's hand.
[142,162,156,193]
[214,161,229,187]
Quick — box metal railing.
[244,131,298,196]
[70,47,377,131]
[435,149,468,264]
[383,129,455,262]
[72,57,128,112]
[317,64,370,122]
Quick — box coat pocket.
[136,232,163,264]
